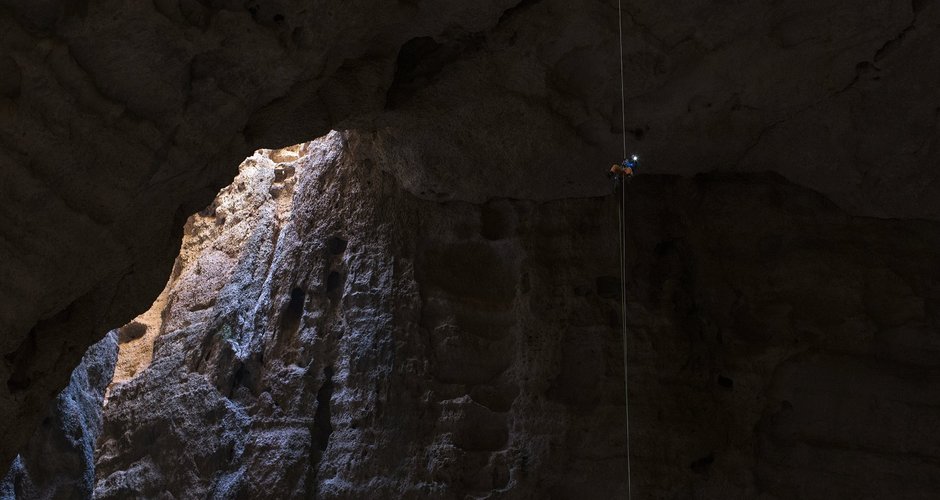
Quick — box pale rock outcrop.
[94,133,627,498]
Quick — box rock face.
[96,134,627,498]
[0,0,522,467]
[3,0,940,490]
[1,332,117,500]
[96,135,940,498]
[621,174,940,498]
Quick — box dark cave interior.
[2,0,940,498]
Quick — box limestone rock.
[1,332,118,500]
[2,0,940,488]
[96,135,940,498]
[95,134,626,498]
[620,173,940,498]
[0,0,519,467]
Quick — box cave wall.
[0,0,520,467]
[2,0,940,480]
[95,133,627,498]
[94,135,940,498]
[1,332,117,500]
[621,174,940,498]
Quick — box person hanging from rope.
[609,154,639,189]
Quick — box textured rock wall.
[97,135,940,498]
[621,174,940,498]
[3,0,940,482]
[95,133,627,499]
[0,0,518,467]
[1,332,117,500]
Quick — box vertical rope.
[618,182,632,500]
[618,0,627,160]
[617,0,633,498]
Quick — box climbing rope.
[617,184,633,500]
[616,0,633,498]
[618,0,627,160]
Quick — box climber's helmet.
[623,155,639,171]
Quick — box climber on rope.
[609,155,639,189]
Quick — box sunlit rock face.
[96,135,940,498]
[2,0,940,482]
[95,134,626,498]
[0,0,520,466]
[1,332,117,500]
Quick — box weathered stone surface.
[94,134,626,498]
[96,135,940,498]
[0,0,520,467]
[1,332,117,500]
[3,0,940,490]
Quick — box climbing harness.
[616,0,634,497]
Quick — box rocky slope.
[95,135,940,498]
[1,333,117,500]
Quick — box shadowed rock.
[2,0,940,492]
[1,332,118,500]
[93,138,940,498]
